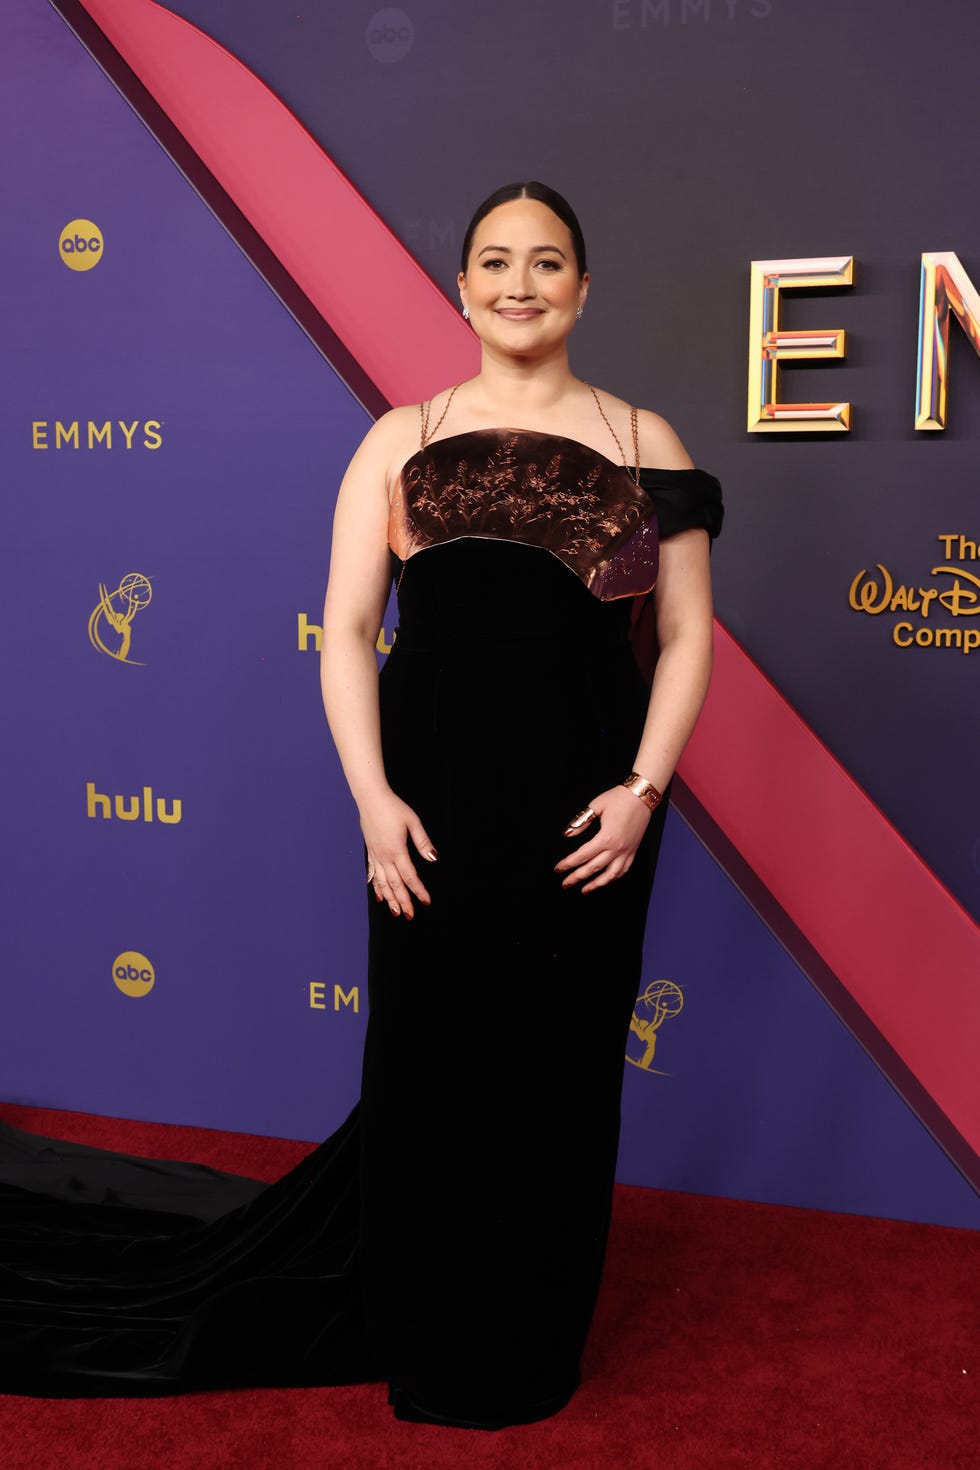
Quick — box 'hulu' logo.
[298,612,393,655]
[86,782,182,824]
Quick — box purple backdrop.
[1,0,978,1229]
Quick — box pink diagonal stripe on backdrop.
[78,0,479,404]
[75,0,980,1155]
[682,624,980,1148]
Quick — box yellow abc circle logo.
[113,950,155,997]
[59,219,104,271]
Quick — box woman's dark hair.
[459,181,588,277]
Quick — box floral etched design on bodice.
[387,429,660,600]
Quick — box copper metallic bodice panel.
[388,428,659,600]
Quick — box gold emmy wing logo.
[88,573,152,664]
[626,980,684,1074]
[113,951,155,998]
[59,218,104,271]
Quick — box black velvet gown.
[0,426,722,1429]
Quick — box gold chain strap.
[404,385,461,592]
[422,382,638,482]
[420,383,460,448]
[406,381,639,595]
[585,383,641,485]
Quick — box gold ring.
[567,806,597,830]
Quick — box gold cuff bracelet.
[621,772,664,812]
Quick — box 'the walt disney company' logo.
[848,533,980,654]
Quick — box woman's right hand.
[360,790,438,919]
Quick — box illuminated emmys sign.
[747,251,980,432]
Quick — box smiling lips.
[496,308,543,319]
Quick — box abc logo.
[113,950,155,997]
[366,7,413,63]
[59,219,104,272]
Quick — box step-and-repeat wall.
[3,0,979,1228]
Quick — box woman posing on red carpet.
[320,179,724,1428]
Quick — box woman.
[319,180,723,1427]
[0,181,722,1428]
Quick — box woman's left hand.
[555,785,654,893]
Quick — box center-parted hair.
[460,182,588,277]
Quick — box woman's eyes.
[482,258,563,271]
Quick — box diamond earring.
[462,305,470,321]
[576,306,583,319]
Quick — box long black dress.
[0,424,722,1429]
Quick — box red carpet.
[1,1102,976,1470]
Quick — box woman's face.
[457,198,588,355]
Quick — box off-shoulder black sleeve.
[637,467,724,541]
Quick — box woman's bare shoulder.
[374,387,466,481]
[361,402,421,448]
[340,404,421,489]
[634,408,695,471]
[588,385,694,470]
[371,389,463,446]
[382,382,461,430]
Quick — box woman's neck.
[466,346,582,415]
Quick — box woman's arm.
[630,525,714,792]
[629,406,714,789]
[556,409,715,893]
[320,417,398,808]
[320,410,437,919]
